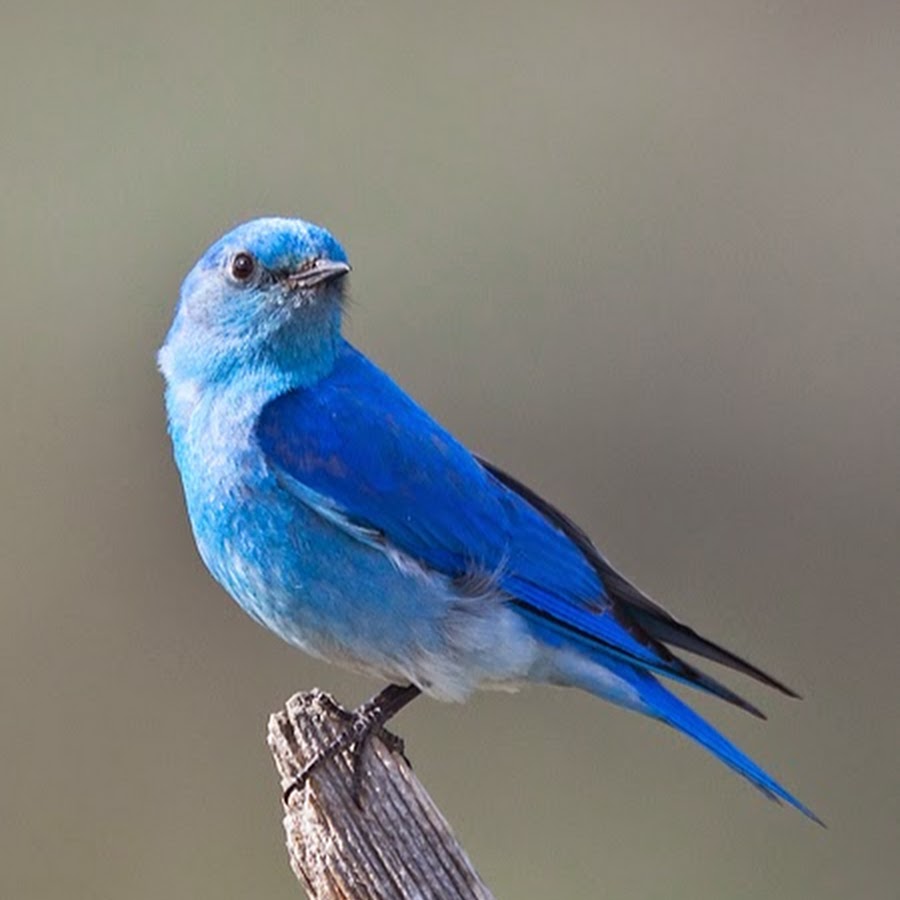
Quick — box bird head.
[159,217,351,388]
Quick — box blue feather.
[258,343,776,717]
[161,216,819,823]
[259,344,668,664]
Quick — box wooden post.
[268,690,495,900]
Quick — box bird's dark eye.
[230,252,256,282]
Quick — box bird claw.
[282,685,419,807]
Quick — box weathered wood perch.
[268,690,495,900]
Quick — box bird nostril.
[297,256,321,274]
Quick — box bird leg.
[283,683,422,807]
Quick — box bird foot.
[315,691,408,758]
[283,684,420,808]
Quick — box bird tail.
[558,652,822,824]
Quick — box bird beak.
[284,259,351,291]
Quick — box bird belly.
[189,473,539,702]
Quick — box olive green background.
[3,3,898,898]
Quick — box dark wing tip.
[476,455,802,702]
[627,607,803,699]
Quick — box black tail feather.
[597,563,800,698]
[478,455,800,702]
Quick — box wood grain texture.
[268,690,495,900]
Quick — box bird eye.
[230,252,257,283]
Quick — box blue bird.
[159,216,818,821]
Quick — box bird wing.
[477,457,798,698]
[255,343,781,711]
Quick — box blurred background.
[2,2,898,897]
